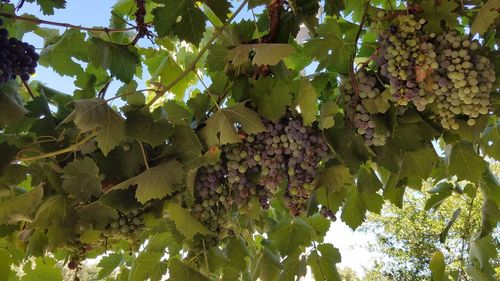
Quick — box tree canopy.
[0,0,499,280]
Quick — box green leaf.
[357,165,382,194]
[468,236,498,277]
[481,122,500,161]
[97,253,124,280]
[471,0,500,35]
[295,78,318,125]
[224,237,249,269]
[147,54,195,100]
[39,29,88,77]
[109,160,183,203]
[76,202,119,229]
[255,248,283,281]
[439,208,461,243]
[64,99,125,156]
[304,18,355,74]
[307,244,342,281]
[447,142,486,183]
[421,0,458,33]
[317,165,353,192]
[22,257,62,281]
[203,0,231,21]
[228,44,295,66]
[277,251,307,281]
[125,109,172,147]
[200,103,266,147]
[305,214,331,242]
[318,101,338,129]
[172,125,204,163]
[268,218,312,255]
[0,184,43,225]
[165,203,214,240]
[0,84,28,127]
[31,195,77,228]
[152,0,207,45]
[251,77,292,121]
[0,248,13,281]
[32,0,67,15]
[341,187,384,230]
[88,38,140,83]
[129,252,166,281]
[169,259,210,281]
[383,173,406,208]
[400,146,439,179]
[164,100,193,126]
[362,89,391,114]
[61,157,103,203]
[430,250,446,281]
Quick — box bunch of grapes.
[191,163,231,234]
[376,14,438,105]
[0,18,39,84]
[103,209,146,239]
[340,71,390,146]
[191,114,331,236]
[422,31,495,130]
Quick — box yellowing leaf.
[165,203,214,240]
[200,103,266,147]
[228,44,295,66]
[109,160,184,203]
[296,78,318,125]
[471,0,500,35]
[319,101,339,129]
[361,89,391,114]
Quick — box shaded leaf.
[62,157,103,203]
[166,203,214,240]
[0,185,43,225]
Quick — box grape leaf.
[0,248,13,281]
[468,236,498,276]
[362,89,391,114]
[341,187,384,230]
[303,18,355,74]
[172,125,205,163]
[481,122,500,161]
[225,237,250,269]
[251,77,292,121]
[75,202,119,229]
[0,184,43,225]
[165,203,214,240]
[421,0,458,33]
[61,157,103,203]
[125,109,172,147]
[152,0,207,45]
[255,248,283,281]
[88,38,140,83]
[317,165,353,192]
[29,0,67,15]
[97,253,124,279]
[31,195,77,229]
[129,252,167,281]
[203,0,231,21]
[447,142,486,183]
[357,165,382,194]
[0,91,28,127]
[440,208,461,243]
[295,78,318,125]
[471,0,500,35]
[305,214,331,241]
[109,160,183,203]
[64,99,126,156]
[200,103,266,147]
[169,258,210,281]
[430,251,446,281]
[228,44,295,67]
[39,29,88,77]
[318,101,339,129]
[22,257,62,281]
[164,100,193,126]
[400,146,439,179]
[307,244,342,281]
[147,54,196,100]
[268,218,313,255]
[277,250,307,281]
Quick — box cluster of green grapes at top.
[191,115,332,238]
[0,18,39,84]
[375,14,495,130]
[340,71,390,146]
[102,209,146,241]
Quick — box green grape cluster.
[422,31,495,129]
[340,71,390,146]
[103,209,145,239]
[377,14,438,105]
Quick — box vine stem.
[138,141,149,169]
[145,0,249,108]
[22,80,35,99]
[14,132,97,163]
[0,12,138,33]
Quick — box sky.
[11,0,380,277]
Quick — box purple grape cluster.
[191,115,332,235]
[0,18,39,84]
